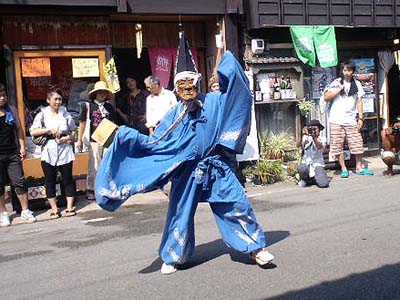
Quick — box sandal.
[86,192,95,201]
[356,168,374,176]
[65,209,76,217]
[50,211,61,220]
[340,170,350,178]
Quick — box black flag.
[175,31,198,75]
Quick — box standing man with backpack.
[0,83,37,226]
[323,59,374,178]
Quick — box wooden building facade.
[243,0,400,154]
[0,0,242,178]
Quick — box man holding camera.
[296,119,330,188]
[381,116,400,176]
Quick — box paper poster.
[362,94,375,113]
[21,58,51,77]
[353,58,376,113]
[311,67,336,99]
[72,58,100,78]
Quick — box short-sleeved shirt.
[301,135,326,177]
[301,135,326,167]
[30,106,76,166]
[327,78,365,126]
[79,101,116,141]
[117,89,149,134]
[145,88,177,128]
[0,115,18,154]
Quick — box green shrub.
[259,131,296,160]
[243,159,284,185]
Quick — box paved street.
[1,156,400,300]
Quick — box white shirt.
[301,135,326,177]
[327,78,365,126]
[30,106,76,166]
[145,87,177,128]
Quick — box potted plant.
[243,159,284,185]
[297,99,315,117]
[259,131,296,160]
[243,131,297,185]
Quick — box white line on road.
[81,217,113,224]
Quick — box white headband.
[174,71,201,87]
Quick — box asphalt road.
[1,170,400,300]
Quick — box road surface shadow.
[139,230,289,274]
[262,262,400,300]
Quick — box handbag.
[31,110,49,147]
[32,134,49,147]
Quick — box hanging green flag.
[290,26,316,67]
[313,26,338,68]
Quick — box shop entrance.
[13,49,107,177]
[387,64,400,123]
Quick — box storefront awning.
[0,0,116,6]
[126,0,226,14]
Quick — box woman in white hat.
[76,81,115,200]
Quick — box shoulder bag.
[32,112,49,147]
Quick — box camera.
[307,126,315,135]
[392,126,400,135]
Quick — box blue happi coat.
[95,51,252,211]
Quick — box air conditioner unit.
[251,39,265,54]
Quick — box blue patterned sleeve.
[216,51,252,154]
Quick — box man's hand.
[19,147,26,160]
[357,119,364,130]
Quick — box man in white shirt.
[144,76,177,135]
[323,59,374,178]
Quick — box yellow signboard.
[21,58,51,77]
[103,57,120,93]
[72,58,100,78]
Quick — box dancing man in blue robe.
[95,48,275,275]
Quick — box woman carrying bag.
[30,87,77,219]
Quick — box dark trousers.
[0,152,27,195]
[297,164,330,188]
[41,161,75,198]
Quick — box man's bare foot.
[383,169,393,176]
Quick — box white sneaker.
[297,180,307,187]
[250,248,275,266]
[0,211,11,227]
[20,209,37,223]
[160,263,178,275]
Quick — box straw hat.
[88,81,113,99]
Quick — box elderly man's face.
[177,78,198,101]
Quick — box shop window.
[21,56,101,134]
[14,50,106,139]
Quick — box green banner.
[313,26,338,68]
[290,26,316,67]
[290,26,338,68]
